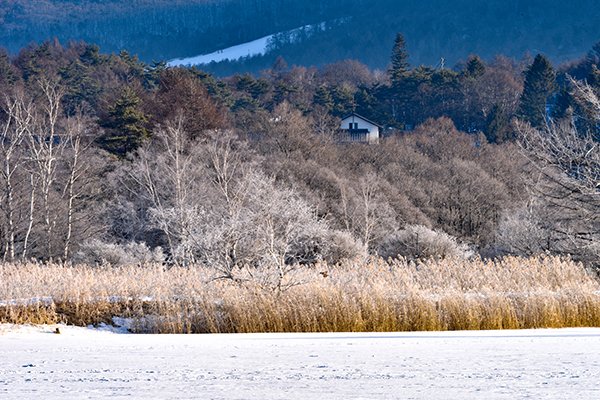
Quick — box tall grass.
[1,256,599,333]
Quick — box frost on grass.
[1,256,600,333]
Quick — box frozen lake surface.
[1,325,599,399]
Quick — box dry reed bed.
[1,256,599,333]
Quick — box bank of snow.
[168,22,326,67]
[1,325,600,399]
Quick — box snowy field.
[1,325,600,399]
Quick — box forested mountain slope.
[0,0,349,64]
[1,0,599,74]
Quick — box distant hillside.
[2,0,600,74]
[0,0,337,60]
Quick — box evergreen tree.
[270,56,289,78]
[117,50,145,81]
[60,60,101,115]
[0,49,17,86]
[485,104,513,143]
[314,85,334,111]
[80,44,103,66]
[331,85,356,116]
[100,87,149,156]
[144,60,167,91]
[235,74,268,99]
[586,41,600,66]
[551,86,573,121]
[354,86,377,120]
[369,83,398,127]
[588,64,600,92]
[273,80,298,106]
[193,68,234,107]
[517,54,556,127]
[386,34,415,127]
[463,55,486,79]
[399,66,434,126]
[388,33,410,87]
[16,42,52,81]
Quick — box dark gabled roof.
[340,112,383,129]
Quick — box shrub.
[494,205,548,257]
[377,225,473,260]
[324,230,368,263]
[73,240,164,266]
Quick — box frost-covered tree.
[516,78,600,265]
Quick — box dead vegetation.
[1,255,599,333]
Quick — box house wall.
[340,116,380,144]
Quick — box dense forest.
[0,0,358,68]
[0,35,598,276]
[2,0,600,74]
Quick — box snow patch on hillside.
[168,22,326,67]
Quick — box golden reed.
[1,256,599,333]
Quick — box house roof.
[340,112,383,129]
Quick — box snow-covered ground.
[1,325,599,399]
[168,23,325,67]
[168,35,272,66]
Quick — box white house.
[339,113,381,144]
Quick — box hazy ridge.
[1,0,599,74]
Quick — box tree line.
[0,0,355,62]
[0,36,598,274]
[2,0,599,72]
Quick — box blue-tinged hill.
[1,0,599,74]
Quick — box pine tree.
[331,85,355,116]
[80,44,102,66]
[388,33,410,87]
[118,50,145,81]
[60,60,101,115]
[463,55,486,79]
[586,41,600,66]
[0,49,17,86]
[314,85,334,111]
[588,64,600,92]
[517,54,556,127]
[270,56,288,78]
[551,86,573,121]
[144,60,167,91]
[100,87,149,156]
[485,104,513,143]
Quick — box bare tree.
[239,171,329,290]
[60,113,100,260]
[516,79,600,264]
[0,90,33,260]
[123,118,332,288]
[0,80,106,261]
[26,79,69,259]
[261,102,323,158]
[124,115,209,265]
[339,171,396,250]
[204,131,253,278]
